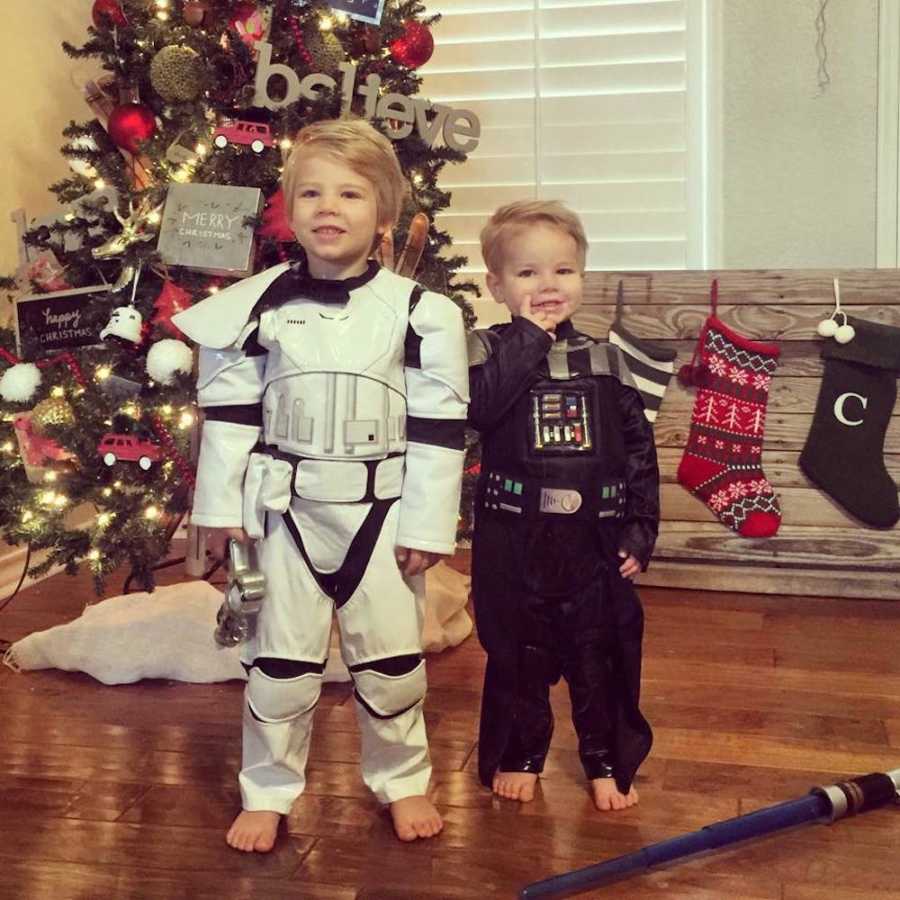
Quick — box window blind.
[419,0,691,277]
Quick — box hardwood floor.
[1,560,899,899]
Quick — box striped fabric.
[608,323,676,423]
[547,336,671,424]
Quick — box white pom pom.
[146,339,194,385]
[817,317,838,337]
[0,362,42,403]
[834,323,856,344]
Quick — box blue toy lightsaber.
[520,767,900,898]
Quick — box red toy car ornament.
[97,433,164,471]
[212,119,274,154]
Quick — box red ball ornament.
[389,21,434,69]
[107,103,157,154]
[92,0,128,29]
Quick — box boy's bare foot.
[492,771,538,802]
[390,795,443,841]
[226,809,281,852]
[591,777,638,811]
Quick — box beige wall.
[722,0,878,268]
[1,2,94,561]
[2,1,96,278]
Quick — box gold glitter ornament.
[150,45,205,103]
[31,397,76,435]
[305,28,345,75]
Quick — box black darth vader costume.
[468,317,659,793]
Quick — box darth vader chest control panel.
[530,387,593,453]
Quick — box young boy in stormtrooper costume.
[468,201,658,811]
[173,119,468,852]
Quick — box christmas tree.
[0,0,476,593]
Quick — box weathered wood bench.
[575,271,900,600]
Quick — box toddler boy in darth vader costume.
[468,201,659,810]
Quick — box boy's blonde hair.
[281,118,409,231]
[480,200,588,272]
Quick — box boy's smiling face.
[486,222,585,326]
[289,151,386,279]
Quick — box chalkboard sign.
[294,0,384,25]
[14,284,110,359]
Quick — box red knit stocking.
[677,305,782,537]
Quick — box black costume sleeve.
[616,382,660,569]
[468,317,554,432]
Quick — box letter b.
[254,42,302,110]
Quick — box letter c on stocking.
[834,392,867,426]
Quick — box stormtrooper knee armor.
[351,654,427,719]
[246,658,324,724]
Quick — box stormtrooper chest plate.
[259,292,402,383]
[257,291,408,461]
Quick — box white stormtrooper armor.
[173,261,468,813]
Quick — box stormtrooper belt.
[241,444,404,539]
[479,469,626,521]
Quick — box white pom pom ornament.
[146,339,193,385]
[818,277,855,344]
[816,317,838,338]
[0,362,42,403]
[834,322,856,344]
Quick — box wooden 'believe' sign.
[253,44,481,153]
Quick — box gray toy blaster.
[213,539,265,647]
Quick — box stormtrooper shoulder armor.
[171,263,291,349]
